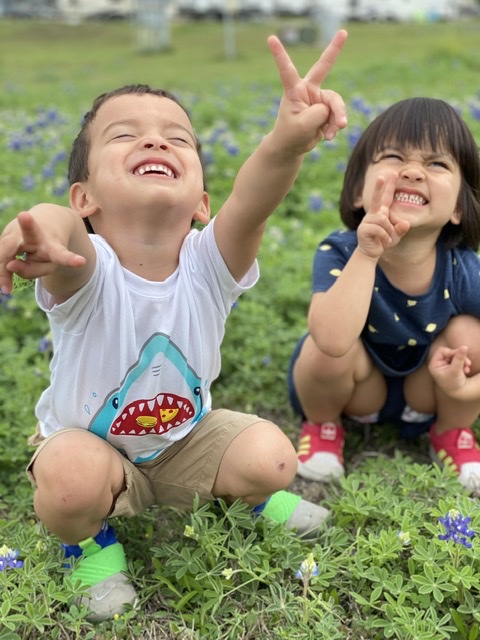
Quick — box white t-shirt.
[35,219,258,463]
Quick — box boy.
[0,32,347,621]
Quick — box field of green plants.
[1,16,480,640]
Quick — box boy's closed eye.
[112,133,135,140]
[169,137,190,144]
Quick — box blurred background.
[1,0,479,23]
[1,0,479,45]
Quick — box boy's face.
[355,143,462,231]
[75,94,209,226]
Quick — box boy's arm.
[0,204,96,302]
[214,30,348,282]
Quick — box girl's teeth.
[394,193,426,205]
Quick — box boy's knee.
[217,421,297,498]
[246,424,297,490]
[32,431,122,513]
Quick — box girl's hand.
[429,345,471,395]
[357,173,410,259]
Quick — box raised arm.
[309,173,410,356]
[0,204,95,302]
[214,30,348,282]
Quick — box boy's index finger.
[267,35,301,93]
[304,29,348,86]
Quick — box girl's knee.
[439,315,480,347]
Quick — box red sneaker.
[297,421,345,481]
[429,424,480,491]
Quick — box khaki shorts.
[27,409,267,517]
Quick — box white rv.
[55,0,135,20]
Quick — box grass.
[1,16,480,639]
[1,17,480,105]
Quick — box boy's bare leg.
[213,421,330,535]
[31,430,125,544]
[213,421,297,505]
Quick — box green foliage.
[3,460,480,638]
[1,16,480,640]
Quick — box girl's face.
[355,143,462,233]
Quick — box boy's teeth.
[394,192,426,205]
[136,164,174,177]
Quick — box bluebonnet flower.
[309,192,324,212]
[295,553,319,581]
[52,150,67,164]
[201,147,214,167]
[52,177,69,197]
[350,96,373,117]
[307,148,321,162]
[183,525,199,540]
[221,567,234,580]
[347,125,364,151]
[38,334,52,353]
[0,545,23,571]
[438,509,475,548]
[0,291,12,306]
[224,141,239,156]
[470,103,480,121]
[7,135,24,151]
[22,175,36,191]
[42,165,55,179]
[397,530,411,546]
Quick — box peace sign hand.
[268,29,348,154]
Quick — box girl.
[289,97,480,491]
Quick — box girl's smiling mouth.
[393,191,427,206]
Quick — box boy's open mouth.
[133,162,177,178]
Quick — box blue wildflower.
[309,192,324,212]
[350,96,373,117]
[22,175,36,191]
[0,291,12,306]
[470,104,480,121]
[42,165,55,179]
[52,150,67,164]
[38,334,52,353]
[295,553,319,580]
[225,141,239,156]
[52,177,69,197]
[397,530,411,546]
[438,509,475,548]
[0,545,23,571]
[347,126,363,151]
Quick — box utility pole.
[136,0,172,52]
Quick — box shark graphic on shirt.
[89,333,205,462]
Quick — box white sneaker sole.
[76,572,138,623]
[297,452,345,482]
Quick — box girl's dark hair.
[67,85,205,233]
[339,97,480,250]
